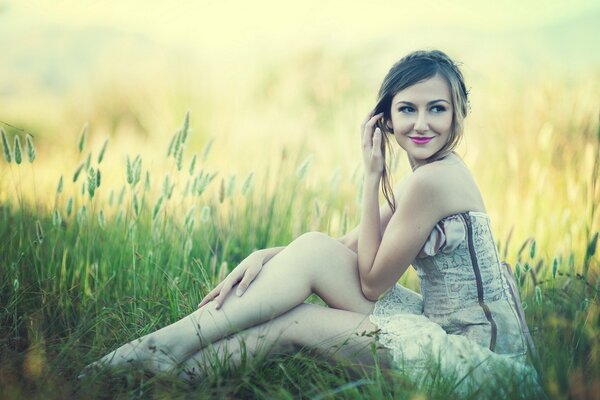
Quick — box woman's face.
[388,74,453,169]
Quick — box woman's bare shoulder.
[403,157,486,215]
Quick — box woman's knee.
[292,231,351,256]
[294,231,331,246]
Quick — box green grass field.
[0,50,599,399]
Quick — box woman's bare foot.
[79,335,179,379]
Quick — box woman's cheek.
[391,118,413,135]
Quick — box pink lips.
[409,137,434,145]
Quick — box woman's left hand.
[361,111,385,178]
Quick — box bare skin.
[82,75,488,381]
[83,232,388,377]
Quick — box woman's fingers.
[360,110,375,132]
[213,279,236,310]
[372,127,383,156]
[236,266,261,296]
[198,282,224,308]
[362,113,384,146]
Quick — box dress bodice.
[413,212,506,316]
[409,211,532,355]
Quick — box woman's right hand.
[197,250,266,310]
[361,111,385,178]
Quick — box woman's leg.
[91,232,375,373]
[178,303,389,381]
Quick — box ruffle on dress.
[417,214,466,258]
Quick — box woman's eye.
[431,105,446,113]
[398,107,414,113]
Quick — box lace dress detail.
[369,212,540,394]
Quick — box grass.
[0,56,598,398]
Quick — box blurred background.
[0,0,599,258]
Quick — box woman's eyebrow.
[394,99,450,106]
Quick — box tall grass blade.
[35,220,44,243]
[52,209,62,227]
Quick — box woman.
[83,50,538,393]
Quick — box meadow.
[0,48,598,399]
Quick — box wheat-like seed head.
[219,178,225,203]
[117,186,125,205]
[84,153,91,170]
[96,169,101,189]
[98,209,106,229]
[144,171,151,192]
[184,206,195,226]
[66,197,73,217]
[202,138,214,161]
[133,156,142,185]
[166,130,177,157]
[13,135,22,165]
[78,124,88,153]
[133,193,140,216]
[201,205,211,222]
[73,163,84,182]
[180,111,190,144]
[295,154,313,180]
[97,138,109,164]
[152,196,164,220]
[241,172,255,195]
[56,175,64,194]
[162,175,171,197]
[226,175,236,197]
[173,129,182,158]
[25,134,36,163]
[1,128,11,163]
[189,154,197,176]
[87,168,96,198]
[176,147,183,171]
[126,155,133,185]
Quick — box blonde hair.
[373,49,470,211]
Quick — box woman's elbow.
[361,283,381,302]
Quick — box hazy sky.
[4,0,599,55]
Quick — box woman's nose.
[414,113,429,133]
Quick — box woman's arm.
[337,179,405,252]
[357,112,386,297]
[355,112,446,301]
